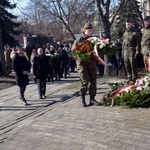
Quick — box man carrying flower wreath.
[71,22,99,107]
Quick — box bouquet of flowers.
[46,53,62,63]
[71,37,117,64]
[96,38,117,56]
[71,39,96,61]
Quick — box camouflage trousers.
[142,48,150,69]
[124,55,138,79]
[76,60,97,96]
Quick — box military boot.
[81,95,86,107]
[89,95,99,106]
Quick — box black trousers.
[19,86,26,100]
[47,65,54,82]
[61,63,68,78]
[37,79,46,97]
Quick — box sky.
[10,0,28,15]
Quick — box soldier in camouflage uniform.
[141,16,150,69]
[122,19,141,82]
[71,22,99,107]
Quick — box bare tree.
[23,0,95,41]
[21,0,129,76]
[94,0,126,76]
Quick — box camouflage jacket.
[122,28,141,55]
[141,27,150,54]
[71,34,94,62]
[71,34,92,50]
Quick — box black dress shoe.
[23,101,29,105]
[22,98,29,105]
[43,95,46,99]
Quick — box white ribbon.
[93,43,112,66]
[85,37,112,66]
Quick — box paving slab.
[0,72,150,150]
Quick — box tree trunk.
[103,22,111,77]
[0,24,7,76]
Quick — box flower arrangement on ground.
[71,37,117,66]
[101,76,150,108]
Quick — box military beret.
[83,22,93,29]
[126,18,134,23]
[144,16,150,21]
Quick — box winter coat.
[33,55,49,81]
[122,28,141,57]
[4,49,12,67]
[13,53,30,86]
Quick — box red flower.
[86,45,93,52]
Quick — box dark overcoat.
[33,55,49,81]
[13,53,30,86]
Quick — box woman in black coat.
[13,48,30,105]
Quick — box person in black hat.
[122,18,141,82]
[71,22,99,107]
[141,16,150,69]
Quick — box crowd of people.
[0,15,150,107]
[1,41,76,78]
[1,41,77,105]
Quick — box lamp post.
[99,29,103,39]
[23,35,27,48]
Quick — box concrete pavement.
[0,72,150,150]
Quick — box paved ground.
[0,72,150,150]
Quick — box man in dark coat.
[25,42,33,60]
[33,48,49,99]
[13,48,30,105]
[61,47,69,78]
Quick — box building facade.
[138,0,150,18]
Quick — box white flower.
[143,76,149,83]
[99,43,106,49]
[93,37,98,41]
[122,87,131,93]
[136,86,143,91]
[103,38,109,44]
